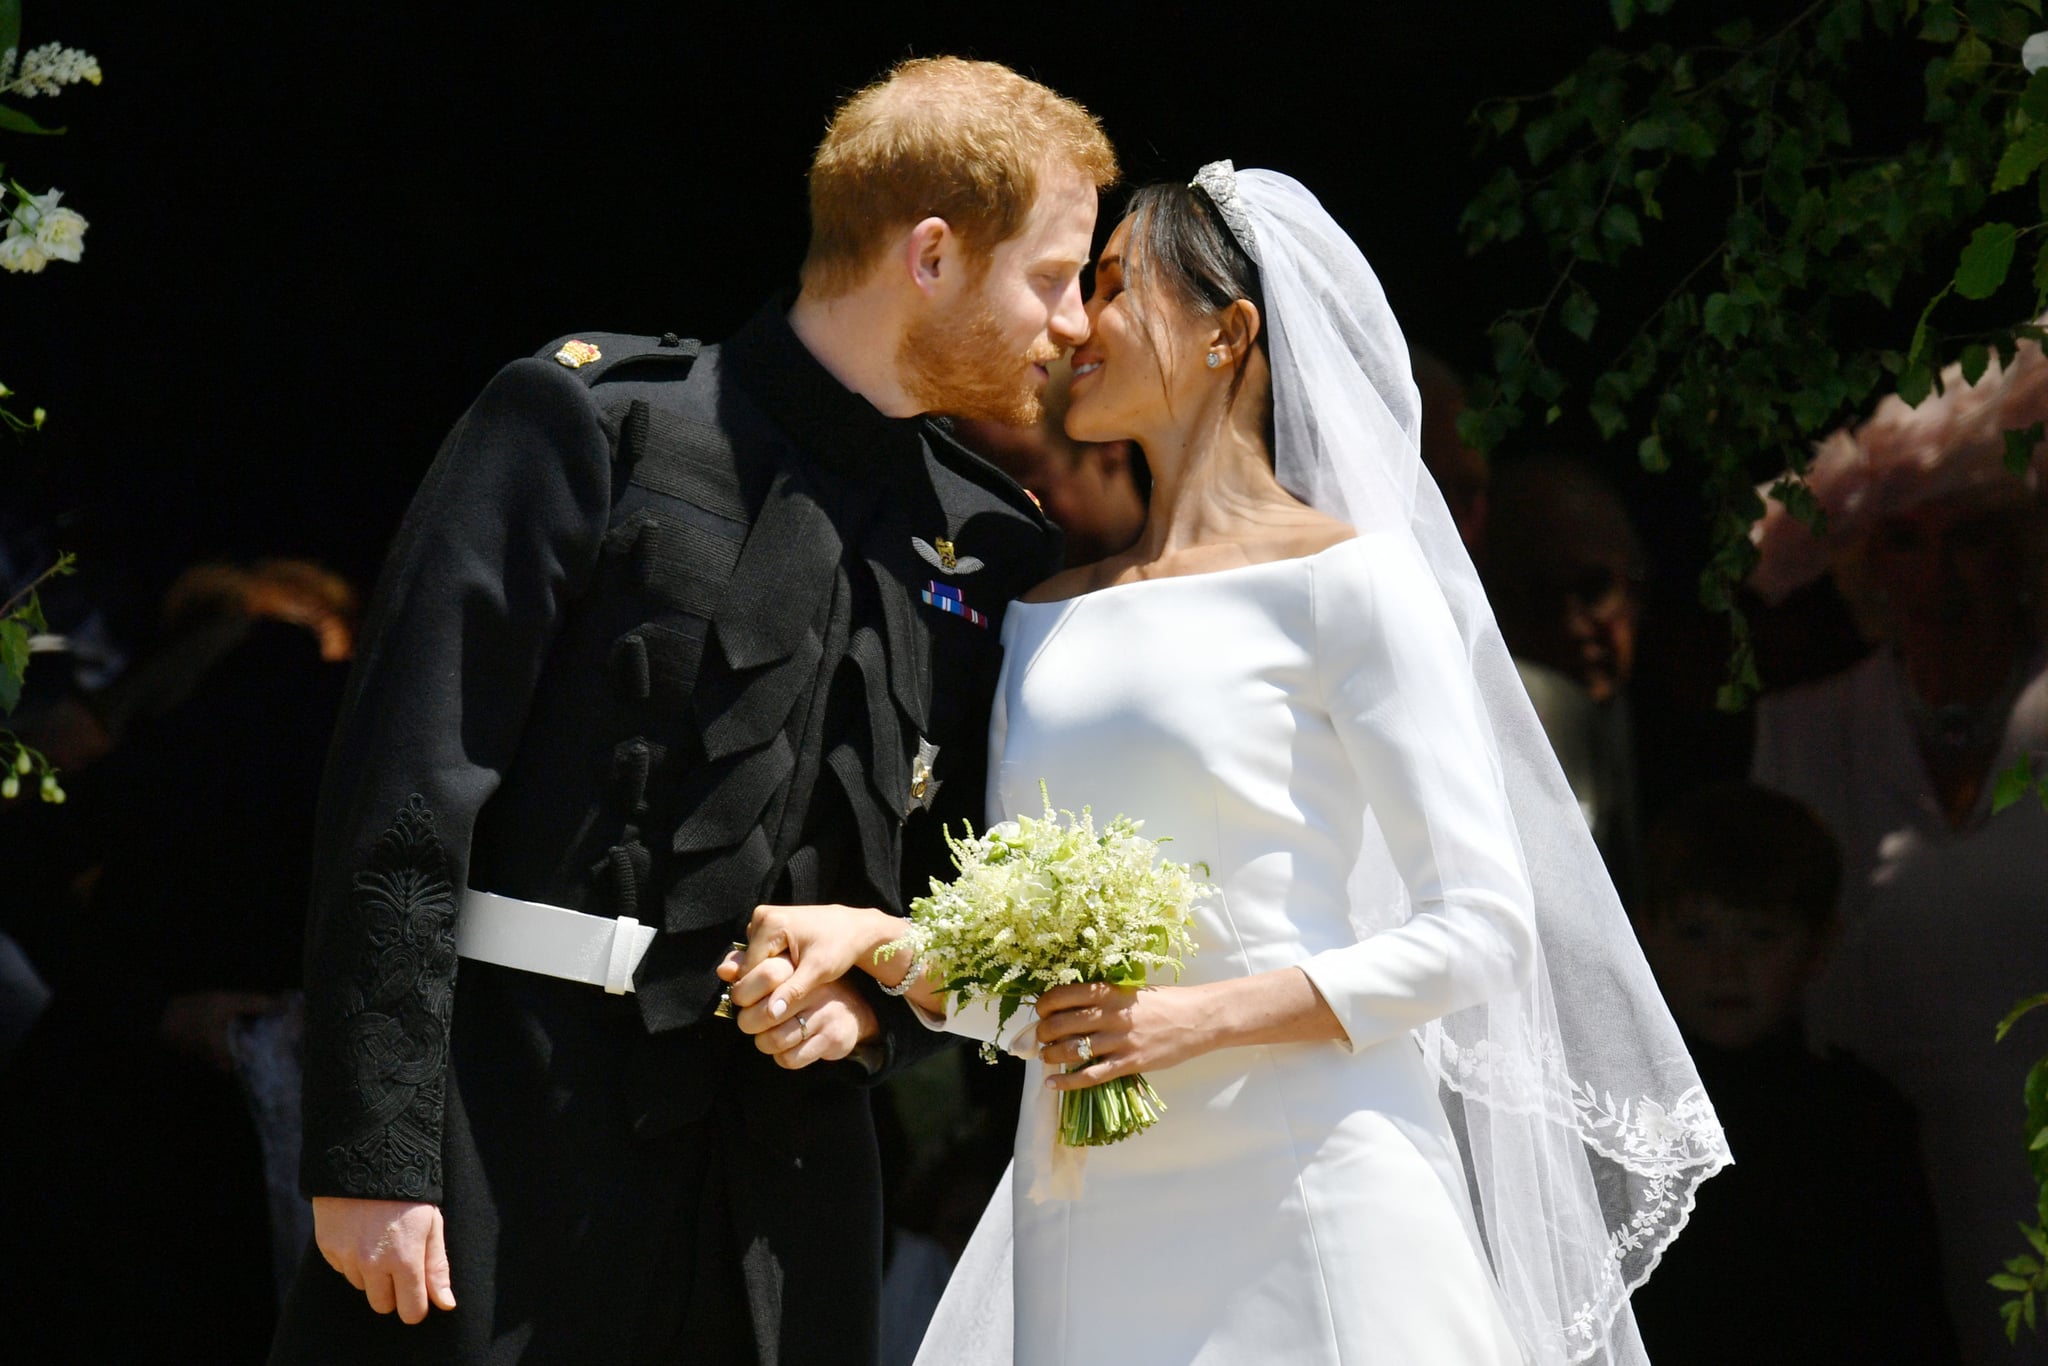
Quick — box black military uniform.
[271,297,1057,1365]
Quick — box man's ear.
[1209,299,1262,366]
[903,216,953,299]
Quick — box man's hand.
[730,972,880,1069]
[312,1197,456,1324]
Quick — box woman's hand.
[1033,981,1220,1091]
[717,902,908,1023]
[1035,970,1346,1088]
[728,970,880,1069]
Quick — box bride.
[722,163,1728,1365]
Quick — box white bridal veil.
[917,164,1729,1366]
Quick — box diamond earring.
[1205,351,1222,369]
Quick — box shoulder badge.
[553,339,603,369]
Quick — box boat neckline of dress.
[1011,533,1362,607]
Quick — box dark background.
[6,1,1632,625]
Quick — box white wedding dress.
[920,534,1537,1365]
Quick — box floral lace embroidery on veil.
[1429,1025,1728,1360]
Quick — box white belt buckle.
[455,888,657,994]
[603,916,642,995]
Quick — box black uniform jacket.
[290,298,1055,1359]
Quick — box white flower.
[0,230,50,274]
[2,42,101,97]
[2026,32,2048,74]
[1,189,85,270]
[23,190,85,263]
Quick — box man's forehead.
[1013,166,1098,253]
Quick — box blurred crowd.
[2,336,2045,1365]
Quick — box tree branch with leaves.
[1461,0,2046,708]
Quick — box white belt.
[455,888,657,995]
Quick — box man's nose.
[1050,280,1090,349]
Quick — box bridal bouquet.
[880,785,1209,1147]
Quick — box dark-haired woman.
[728,165,1726,1364]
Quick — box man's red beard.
[899,287,1058,426]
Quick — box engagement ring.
[1076,1034,1094,1064]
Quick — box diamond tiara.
[1190,159,1258,261]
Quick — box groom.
[271,57,1115,1365]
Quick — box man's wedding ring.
[1076,1034,1094,1064]
[797,1013,810,1043]
[713,940,750,1019]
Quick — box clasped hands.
[717,903,892,1069]
[720,903,1216,1086]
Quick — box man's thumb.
[425,1208,457,1310]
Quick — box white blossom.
[21,189,85,263]
[2,189,86,269]
[2026,32,2048,74]
[2,42,102,98]
[0,230,49,274]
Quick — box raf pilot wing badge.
[913,535,984,575]
[906,737,942,816]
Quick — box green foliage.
[0,551,72,803]
[1996,1002,2048,1340]
[1993,751,2048,814]
[1461,0,2048,708]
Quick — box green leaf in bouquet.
[0,1,19,65]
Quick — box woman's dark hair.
[1122,179,1270,422]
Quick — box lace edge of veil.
[1428,1029,1733,1363]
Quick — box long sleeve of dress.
[298,358,614,1201]
[1299,535,1537,1053]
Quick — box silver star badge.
[906,737,942,815]
[913,536,984,575]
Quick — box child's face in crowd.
[1637,893,1826,1050]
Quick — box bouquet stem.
[1057,1070,1167,1146]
